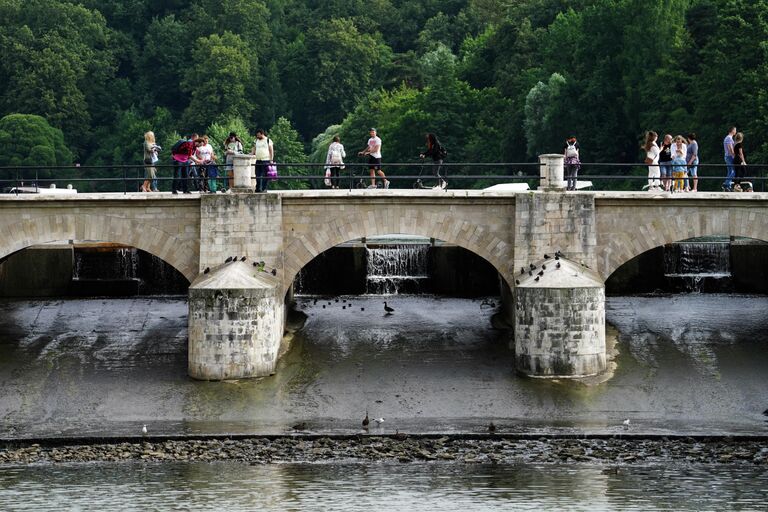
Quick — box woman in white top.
[142,131,161,193]
[643,131,660,191]
[325,136,346,189]
[251,128,274,193]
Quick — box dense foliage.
[0,0,765,189]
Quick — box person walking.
[142,131,161,193]
[251,129,274,193]
[358,128,389,189]
[686,133,699,192]
[223,132,243,192]
[643,131,661,191]
[732,132,749,191]
[658,134,673,192]
[325,135,346,189]
[562,136,580,191]
[419,133,447,189]
[722,126,737,191]
[170,134,194,194]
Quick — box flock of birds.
[310,297,395,315]
[515,250,564,286]
[201,256,278,276]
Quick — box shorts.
[688,159,698,176]
[368,156,382,170]
[659,162,672,178]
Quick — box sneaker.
[384,179,391,189]
[440,180,447,190]
[366,184,377,189]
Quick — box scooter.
[413,162,448,190]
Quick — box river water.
[1,294,767,508]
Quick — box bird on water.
[622,418,630,430]
[384,302,394,314]
[488,422,496,433]
[373,417,385,425]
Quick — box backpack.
[437,144,447,160]
[565,141,579,158]
[171,139,187,155]
[329,145,343,165]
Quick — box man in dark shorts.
[358,128,389,189]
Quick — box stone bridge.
[1,156,767,380]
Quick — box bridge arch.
[0,213,198,281]
[282,210,513,296]
[597,209,768,280]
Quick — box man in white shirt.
[359,128,389,189]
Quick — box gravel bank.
[2,436,767,465]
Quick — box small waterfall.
[663,241,732,293]
[365,244,430,295]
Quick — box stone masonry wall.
[514,193,597,274]
[198,194,284,280]
[514,286,606,377]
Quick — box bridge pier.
[188,261,284,380]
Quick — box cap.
[369,127,377,132]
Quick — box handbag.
[324,168,332,187]
[266,164,278,180]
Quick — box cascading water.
[365,244,430,295]
[664,240,733,293]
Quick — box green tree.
[524,73,567,157]
[181,32,258,130]
[267,117,310,189]
[0,114,73,166]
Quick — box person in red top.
[171,135,195,194]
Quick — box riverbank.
[2,435,767,465]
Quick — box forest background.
[0,0,766,190]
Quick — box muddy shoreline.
[2,435,767,465]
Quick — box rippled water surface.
[1,462,767,511]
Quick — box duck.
[384,302,394,314]
[362,411,370,428]
[488,422,496,433]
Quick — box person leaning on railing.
[142,131,161,192]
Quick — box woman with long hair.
[224,132,243,192]
[142,131,160,192]
[643,131,660,191]
[325,135,346,189]
[733,132,749,191]
[419,133,446,189]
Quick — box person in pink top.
[170,135,195,194]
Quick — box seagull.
[384,302,394,314]
[362,411,370,428]
[203,267,210,274]
[373,417,385,425]
[240,256,246,262]
[488,422,496,433]
[141,424,148,436]
[622,418,630,430]
[225,256,233,263]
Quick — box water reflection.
[0,462,766,511]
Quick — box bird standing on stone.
[384,302,394,315]
[534,276,540,282]
[544,254,550,259]
[556,262,561,269]
[225,256,233,263]
[488,422,496,433]
[622,418,630,430]
[240,256,246,262]
[362,411,370,428]
[141,424,148,436]
[203,267,210,274]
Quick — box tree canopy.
[0,0,764,190]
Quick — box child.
[671,149,687,192]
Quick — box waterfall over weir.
[663,240,733,293]
[365,244,430,295]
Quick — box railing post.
[538,154,565,191]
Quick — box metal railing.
[0,161,765,194]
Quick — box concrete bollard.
[538,154,566,191]
[232,153,256,192]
